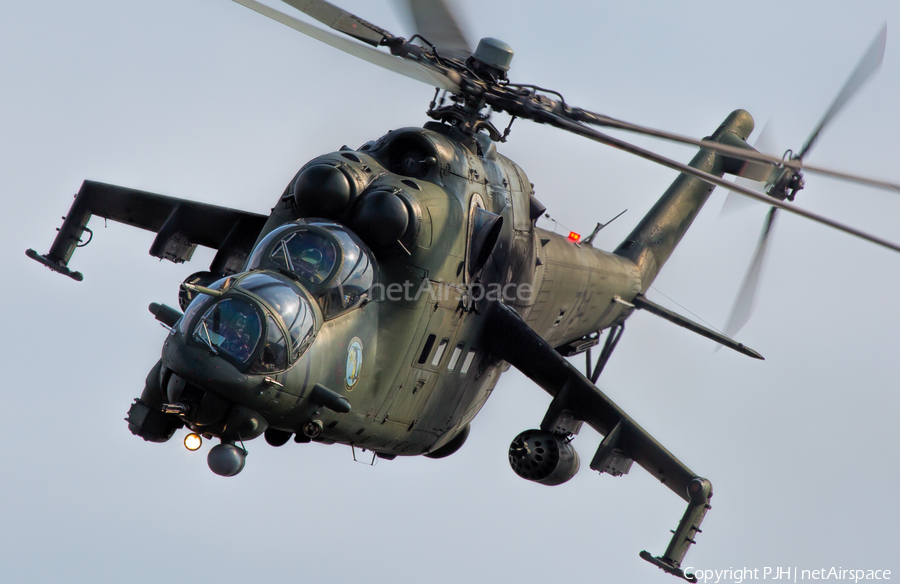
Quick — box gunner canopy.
[182,272,315,373]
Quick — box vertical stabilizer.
[615,110,755,290]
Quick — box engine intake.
[508,429,580,486]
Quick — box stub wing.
[27,181,268,280]
[483,301,711,582]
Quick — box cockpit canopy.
[246,220,377,319]
[179,272,316,374]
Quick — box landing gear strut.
[640,478,713,583]
[585,323,624,383]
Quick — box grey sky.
[2,1,899,582]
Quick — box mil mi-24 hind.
[26,1,898,581]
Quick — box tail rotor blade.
[751,120,779,160]
[721,121,777,216]
[723,208,778,338]
[735,120,779,182]
[721,177,766,216]
[798,23,887,159]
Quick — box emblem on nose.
[346,337,363,390]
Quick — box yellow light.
[184,433,202,451]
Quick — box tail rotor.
[721,24,887,338]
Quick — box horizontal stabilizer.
[629,294,763,360]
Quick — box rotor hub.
[471,37,514,79]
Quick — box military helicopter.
[24,1,899,581]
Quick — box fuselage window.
[447,343,464,371]
[418,334,436,365]
[460,350,477,374]
[431,338,449,367]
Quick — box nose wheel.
[207,442,247,477]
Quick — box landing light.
[568,231,581,243]
[184,433,202,451]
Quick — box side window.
[418,334,436,365]
[320,251,375,317]
[250,315,288,373]
[447,343,464,371]
[317,226,376,319]
[341,252,374,298]
[460,349,477,374]
[430,338,449,367]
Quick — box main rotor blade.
[569,109,900,193]
[402,0,472,58]
[541,112,900,254]
[281,0,397,47]
[723,208,777,338]
[798,23,887,159]
[231,0,459,92]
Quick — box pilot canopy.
[246,220,377,319]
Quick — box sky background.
[2,1,899,582]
